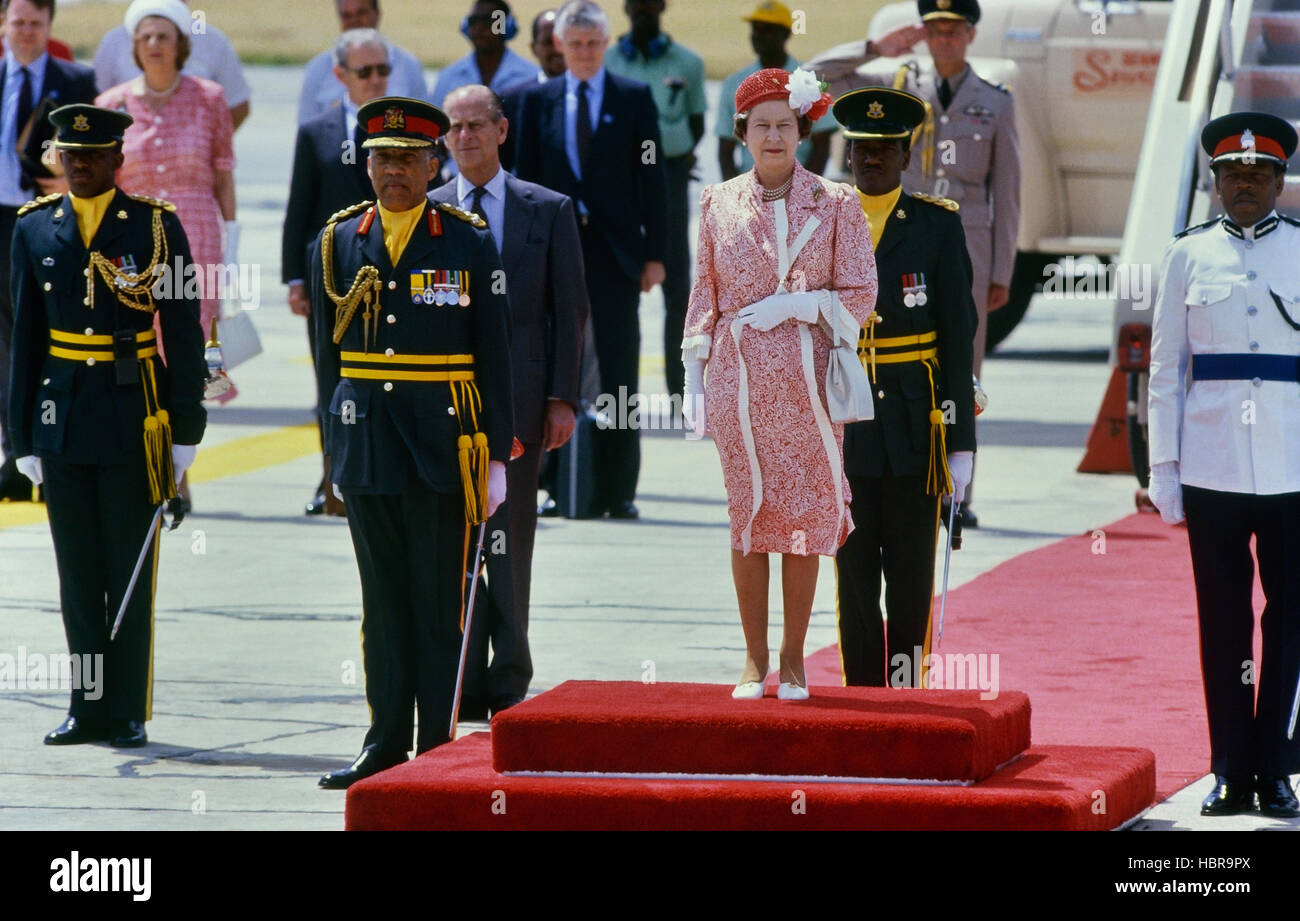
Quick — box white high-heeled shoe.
[777,679,809,701]
[731,680,765,700]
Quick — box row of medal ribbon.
[411,269,470,306]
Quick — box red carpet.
[346,732,1154,830]
[806,512,1231,798]
[492,681,1030,781]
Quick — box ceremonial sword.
[1288,667,1300,741]
[449,520,489,740]
[936,498,964,647]
[110,498,184,641]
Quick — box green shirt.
[717,55,839,172]
[603,33,707,159]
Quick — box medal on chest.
[902,273,928,308]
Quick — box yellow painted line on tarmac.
[0,423,320,532]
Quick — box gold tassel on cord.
[473,431,489,523]
[450,379,488,524]
[140,359,176,504]
[923,358,952,496]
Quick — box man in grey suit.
[431,83,587,715]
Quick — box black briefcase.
[554,407,601,519]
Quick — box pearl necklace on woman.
[760,172,794,202]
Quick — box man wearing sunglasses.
[282,28,389,516]
[297,0,425,125]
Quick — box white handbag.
[823,292,874,424]
[217,305,262,370]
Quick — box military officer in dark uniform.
[1148,112,1300,818]
[312,97,513,789]
[831,88,976,688]
[7,104,205,747]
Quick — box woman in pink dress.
[682,68,877,701]
[97,0,236,389]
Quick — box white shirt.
[1148,211,1300,495]
[1,51,46,206]
[563,67,605,187]
[297,43,426,126]
[429,47,537,108]
[454,167,506,253]
[93,23,251,107]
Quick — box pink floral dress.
[96,76,234,338]
[683,164,878,555]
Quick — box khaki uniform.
[805,43,1020,375]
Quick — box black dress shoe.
[1256,776,1300,818]
[318,745,407,789]
[110,720,148,748]
[538,496,559,517]
[958,503,978,528]
[490,695,525,716]
[608,501,639,520]
[305,488,328,515]
[1201,775,1256,816]
[44,716,108,745]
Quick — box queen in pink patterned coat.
[682,69,878,701]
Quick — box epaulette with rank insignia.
[127,193,177,212]
[437,201,488,230]
[17,192,62,217]
[912,192,960,212]
[326,200,373,225]
[1174,217,1218,239]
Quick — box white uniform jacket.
[1148,212,1300,495]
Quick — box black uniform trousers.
[579,224,641,510]
[1183,485,1300,778]
[661,155,692,401]
[42,457,159,725]
[836,474,941,687]
[462,440,543,709]
[343,471,468,756]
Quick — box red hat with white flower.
[734,67,832,123]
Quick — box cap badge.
[938,0,952,8]
[1241,128,1256,149]
[382,107,405,131]
[867,101,885,119]
[72,115,90,132]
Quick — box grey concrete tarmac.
[1,67,1291,832]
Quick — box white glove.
[223,220,241,267]
[486,461,507,518]
[332,483,343,501]
[947,451,973,505]
[737,291,825,331]
[1148,461,1184,524]
[15,455,43,486]
[171,444,196,484]
[683,359,706,438]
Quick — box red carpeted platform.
[803,512,1222,798]
[346,732,1154,830]
[491,681,1030,781]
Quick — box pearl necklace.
[760,173,793,201]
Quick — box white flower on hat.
[785,69,824,116]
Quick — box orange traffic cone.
[1077,366,1133,474]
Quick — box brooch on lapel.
[812,187,824,201]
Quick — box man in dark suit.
[831,88,976,688]
[8,104,205,747]
[514,0,666,520]
[432,83,586,717]
[312,97,513,789]
[497,8,566,174]
[0,0,97,501]
[282,27,388,515]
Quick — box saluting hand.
[869,23,926,58]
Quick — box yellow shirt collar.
[69,188,117,248]
[856,185,903,250]
[377,201,426,266]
